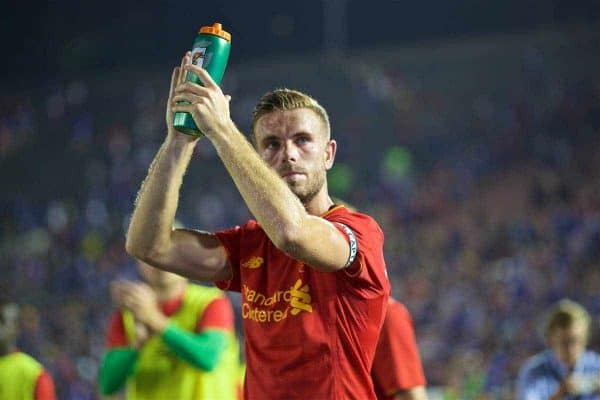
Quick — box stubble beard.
[290,168,326,205]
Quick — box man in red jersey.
[0,299,56,400]
[371,298,428,400]
[125,53,390,399]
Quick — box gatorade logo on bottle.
[192,47,208,68]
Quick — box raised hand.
[171,58,232,139]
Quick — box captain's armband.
[336,223,358,268]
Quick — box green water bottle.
[173,22,232,136]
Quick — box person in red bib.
[125,53,390,399]
[0,299,56,400]
[371,298,428,400]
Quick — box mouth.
[280,170,305,179]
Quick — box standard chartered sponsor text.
[242,303,290,322]
[242,280,312,323]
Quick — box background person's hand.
[132,321,150,349]
[115,281,168,333]
[110,280,131,309]
[110,280,154,348]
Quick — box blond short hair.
[251,88,331,139]
[544,298,591,339]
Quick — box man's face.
[0,303,19,346]
[254,108,336,204]
[549,322,588,367]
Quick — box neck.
[0,342,14,356]
[303,186,334,216]
[155,281,186,302]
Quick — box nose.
[283,140,299,163]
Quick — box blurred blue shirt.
[516,349,600,400]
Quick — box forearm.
[161,324,228,371]
[211,122,306,246]
[126,135,195,260]
[98,348,138,395]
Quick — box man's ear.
[325,139,337,170]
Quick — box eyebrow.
[259,131,317,146]
[260,135,280,144]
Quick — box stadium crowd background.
[2,2,600,399]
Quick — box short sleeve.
[105,311,127,348]
[331,222,362,276]
[195,296,235,333]
[328,211,389,298]
[214,225,243,292]
[35,370,56,400]
[372,301,426,393]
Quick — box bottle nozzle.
[199,22,231,42]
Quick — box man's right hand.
[110,280,151,348]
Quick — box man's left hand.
[171,62,233,139]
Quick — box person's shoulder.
[387,297,409,316]
[188,282,229,299]
[227,219,260,231]
[325,206,382,233]
[12,351,40,362]
[582,349,600,365]
[218,219,263,235]
[519,350,552,378]
[5,352,44,370]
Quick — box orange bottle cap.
[199,22,231,42]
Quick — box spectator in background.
[98,259,241,399]
[0,298,56,400]
[371,297,428,400]
[516,299,600,400]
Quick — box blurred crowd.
[1,28,599,399]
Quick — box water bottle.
[173,22,231,136]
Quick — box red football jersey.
[216,205,390,400]
[371,299,427,400]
